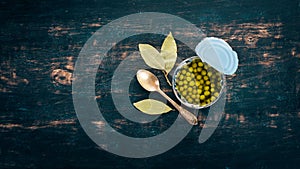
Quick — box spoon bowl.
[136,69,160,92]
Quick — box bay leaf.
[133,99,172,115]
[161,32,177,74]
[138,44,165,70]
[138,32,177,86]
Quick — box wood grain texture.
[0,0,299,168]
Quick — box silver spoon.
[136,69,198,125]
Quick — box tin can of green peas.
[172,37,238,109]
[172,56,225,109]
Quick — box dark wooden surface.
[1,0,300,168]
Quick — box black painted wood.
[1,0,299,168]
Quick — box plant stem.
[163,71,172,86]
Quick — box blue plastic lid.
[195,37,238,75]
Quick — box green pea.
[204,91,210,96]
[197,67,202,72]
[192,63,197,68]
[200,79,204,84]
[211,96,216,102]
[203,76,209,81]
[200,95,205,100]
[198,62,203,67]
[204,86,210,91]
[180,88,185,93]
[189,81,195,86]
[190,73,195,78]
[204,64,208,70]
[198,89,202,94]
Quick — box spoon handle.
[157,89,198,125]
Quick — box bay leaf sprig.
[133,99,172,115]
[138,32,177,86]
